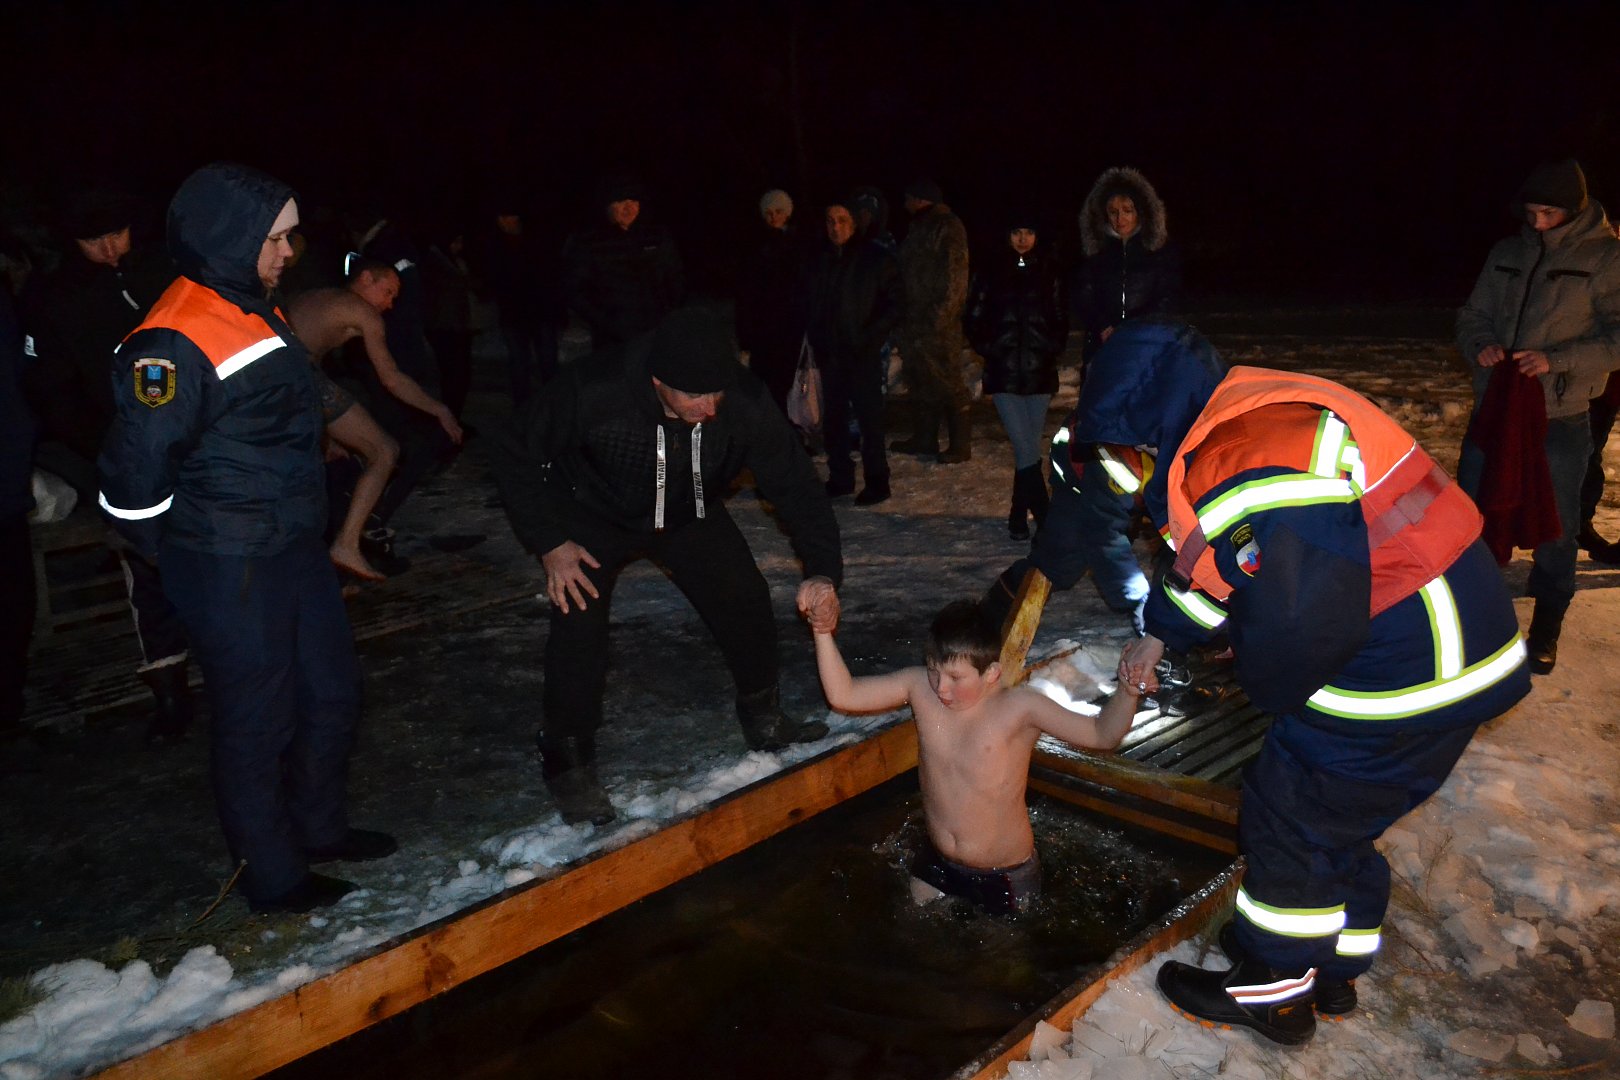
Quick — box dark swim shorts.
[315,368,356,424]
[912,840,1042,915]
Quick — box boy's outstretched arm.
[1024,683,1141,752]
[811,630,914,715]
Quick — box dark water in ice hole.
[272,775,1229,1080]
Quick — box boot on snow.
[737,685,828,752]
[1526,601,1565,675]
[1157,955,1317,1045]
[890,404,941,457]
[540,734,616,826]
[937,407,973,464]
[1218,920,1358,1017]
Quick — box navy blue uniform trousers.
[1233,715,1477,980]
[161,537,360,904]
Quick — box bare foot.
[330,546,387,582]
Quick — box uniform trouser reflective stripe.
[1336,926,1382,956]
[1307,634,1525,719]
[1235,885,1345,938]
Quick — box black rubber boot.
[140,660,195,746]
[889,405,940,456]
[737,685,828,752]
[360,526,412,577]
[540,734,616,826]
[1007,474,1030,540]
[855,470,891,506]
[1219,921,1358,1017]
[1526,601,1564,675]
[1579,523,1620,564]
[937,407,973,464]
[1157,956,1317,1045]
[307,829,399,864]
[251,871,358,915]
[1022,465,1050,528]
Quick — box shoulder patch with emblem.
[1231,522,1261,577]
[134,358,176,408]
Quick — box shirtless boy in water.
[287,263,462,579]
[807,598,1138,913]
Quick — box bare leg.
[326,404,399,581]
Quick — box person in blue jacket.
[1087,320,1530,1045]
[97,163,395,914]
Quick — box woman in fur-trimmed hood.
[1075,166,1181,371]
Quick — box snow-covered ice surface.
[3,307,1618,1078]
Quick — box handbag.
[786,335,823,434]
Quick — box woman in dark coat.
[967,215,1068,539]
[1075,167,1180,374]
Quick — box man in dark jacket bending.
[495,306,842,825]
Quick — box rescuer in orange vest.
[1077,319,1530,1045]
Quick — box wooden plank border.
[95,723,919,1079]
[954,864,1243,1080]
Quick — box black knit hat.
[905,178,944,204]
[60,188,137,240]
[648,306,739,393]
[1514,159,1589,215]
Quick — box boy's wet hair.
[925,600,1001,673]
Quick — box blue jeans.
[161,538,361,903]
[992,393,1052,470]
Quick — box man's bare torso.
[286,288,373,359]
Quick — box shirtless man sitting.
[287,263,463,579]
[807,597,1139,913]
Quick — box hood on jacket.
[1073,319,1225,522]
[1079,166,1169,256]
[851,185,891,241]
[167,162,295,311]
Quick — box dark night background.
[6,0,1616,304]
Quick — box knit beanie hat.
[1515,159,1588,215]
[905,178,944,204]
[648,307,740,393]
[61,188,136,240]
[759,189,793,216]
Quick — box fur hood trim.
[1080,167,1169,256]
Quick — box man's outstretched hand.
[797,576,840,634]
[540,541,601,614]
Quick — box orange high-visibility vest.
[1164,367,1482,617]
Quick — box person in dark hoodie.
[736,188,805,416]
[493,305,842,826]
[1456,158,1620,673]
[966,213,1068,539]
[804,199,902,505]
[97,163,396,914]
[1076,320,1528,1045]
[0,282,34,736]
[1074,167,1181,375]
[562,175,684,354]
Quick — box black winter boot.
[1219,921,1358,1017]
[737,685,828,751]
[1579,523,1620,564]
[855,470,891,506]
[360,526,412,577]
[889,405,940,456]
[1022,465,1050,528]
[539,734,616,826]
[937,407,973,464]
[140,660,195,746]
[1526,601,1565,675]
[1007,473,1030,540]
[1157,956,1317,1045]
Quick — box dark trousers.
[0,515,34,728]
[160,538,361,904]
[504,319,560,406]
[427,329,475,419]
[1233,716,1477,980]
[365,393,453,529]
[821,356,888,487]
[542,505,777,740]
[117,548,189,669]
[1021,447,1148,616]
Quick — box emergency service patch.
[1232,523,1261,577]
[134,358,176,408]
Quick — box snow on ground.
[3,308,1619,1078]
